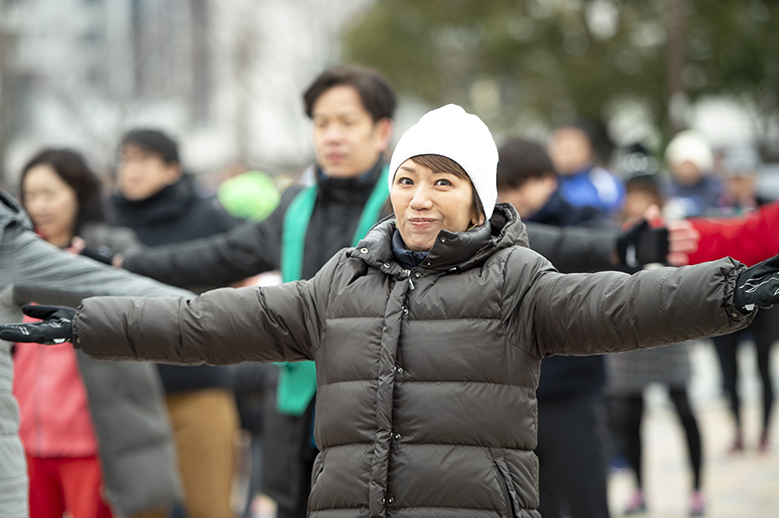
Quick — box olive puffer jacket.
[72,204,752,518]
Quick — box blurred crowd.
[3,64,778,518]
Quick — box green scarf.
[275,166,389,415]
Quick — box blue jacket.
[558,165,625,215]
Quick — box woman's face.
[390,158,483,252]
[23,164,79,247]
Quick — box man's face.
[498,176,557,219]
[117,144,181,201]
[311,85,392,178]
[548,127,594,176]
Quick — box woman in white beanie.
[664,129,723,219]
[4,104,779,518]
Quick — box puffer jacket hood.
[0,192,33,238]
[357,202,528,273]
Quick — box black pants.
[536,393,611,518]
[263,397,317,518]
[711,307,778,433]
[275,455,315,518]
[614,388,702,491]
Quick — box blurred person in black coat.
[111,129,242,518]
[498,137,612,518]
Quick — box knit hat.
[388,104,499,220]
[665,130,714,173]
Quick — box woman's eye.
[398,177,413,185]
[435,179,452,186]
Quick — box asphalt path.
[608,339,779,517]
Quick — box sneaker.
[624,490,646,515]
[690,490,706,516]
[728,435,744,454]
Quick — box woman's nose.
[409,185,433,209]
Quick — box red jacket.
[12,316,98,457]
[688,200,779,267]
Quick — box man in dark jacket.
[498,138,612,518]
[119,66,395,518]
[111,129,241,518]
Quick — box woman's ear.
[471,212,486,227]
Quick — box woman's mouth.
[408,218,437,228]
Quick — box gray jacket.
[0,192,191,518]
[71,204,752,518]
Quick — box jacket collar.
[111,176,196,227]
[314,159,385,205]
[352,203,528,274]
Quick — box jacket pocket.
[495,458,521,518]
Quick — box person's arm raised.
[1,250,344,366]
[686,201,779,266]
[121,220,279,288]
[120,187,300,287]
[504,250,755,359]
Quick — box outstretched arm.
[525,217,675,273]
[687,201,779,266]
[524,223,619,273]
[0,227,192,336]
[74,251,342,364]
[4,230,193,308]
[11,251,343,366]
[505,249,757,358]
[120,186,302,287]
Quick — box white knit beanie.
[665,130,714,173]
[388,104,499,220]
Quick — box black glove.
[733,254,779,312]
[616,219,670,268]
[0,305,75,345]
[79,245,116,266]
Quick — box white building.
[0,0,375,186]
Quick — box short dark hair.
[497,138,556,189]
[303,65,397,123]
[120,129,179,165]
[625,174,664,208]
[408,154,484,218]
[20,148,105,231]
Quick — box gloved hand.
[0,305,75,345]
[616,219,670,268]
[733,254,779,312]
[79,245,117,266]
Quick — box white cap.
[665,130,714,173]
[388,104,499,220]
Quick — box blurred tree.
[691,0,779,159]
[343,0,779,156]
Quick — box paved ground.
[608,340,779,517]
